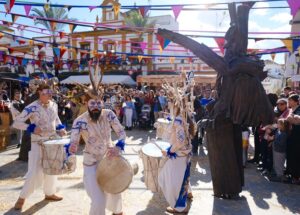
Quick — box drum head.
[43,138,70,145]
[97,156,133,194]
[157,118,170,124]
[142,141,170,158]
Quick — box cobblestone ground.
[0,129,300,215]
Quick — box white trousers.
[124,108,133,127]
[158,157,190,212]
[20,143,57,199]
[83,165,122,215]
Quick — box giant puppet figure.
[157,2,274,198]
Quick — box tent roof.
[60,75,136,85]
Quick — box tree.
[123,10,155,70]
[31,6,75,77]
[158,2,274,198]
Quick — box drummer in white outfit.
[13,83,67,210]
[69,93,126,215]
[158,99,194,214]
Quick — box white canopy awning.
[60,75,136,85]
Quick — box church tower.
[101,0,121,22]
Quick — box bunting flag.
[50,21,56,31]
[17,39,26,45]
[140,42,147,51]
[5,0,16,13]
[0,33,4,39]
[11,14,19,23]
[44,3,50,12]
[88,6,97,12]
[24,5,31,16]
[254,38,264,43]
[53,47,60,58]
[293,39,300,51]
[156,34,171,50]
[59,31,65,39]
[214,37,225,54]
[16,56,22,65]
[28,40,34,46]
[137,55,143,63]
[69,24,77,33]
[139,6,150,17]
[282,39,292,53]
[2,21,11,26]
[113,4,121,16]
[37,44,44,50]
[287,0,300,16]
[7,47,14,54]
[159,45,163,53]
[271,53,276,61]
[169,57,175,64]
[60,47,67,58]
[172,5,184,20]
[64,5,72,12]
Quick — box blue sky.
[0,0,292,64]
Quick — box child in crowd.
[261,126,275,175]
[270,119,289,182]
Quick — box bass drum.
[96,155,134,194]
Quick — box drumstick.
[152,141,163,151]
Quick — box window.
[103,41,115,52]
[130,38,144,55]
[80,43,90,59]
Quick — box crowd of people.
[247,87,300,185]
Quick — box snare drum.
[154,118,171,140]
[140,140,170,192]
[41,138,76,175]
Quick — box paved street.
[0,129,300,215]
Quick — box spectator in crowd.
[123,95,135,130]
[153,90,162,122]
[283,87,292,98]
[270,119,289,182]
[158,89,167,118]
[145,90,155,127]
[286,94,300,184]
[9,90,25,148]
[276,98,290,119]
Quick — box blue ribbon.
[64,143,71,158]
[116,139,125,151]
[56,124,65,130]
[167,146,177,159]
[26,123,36,134]
[166,116,172,121]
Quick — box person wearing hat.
[286,94,300,184]
[13,83,67,210]
[69,90,126,215]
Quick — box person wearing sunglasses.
[13,83,67,210]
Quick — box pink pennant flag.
[24,5,31,16]
[88,6,97,12]
[287,0,300,17]
[172,5,184,20]
[140,42,147,51]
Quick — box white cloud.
[270,12,292,23]
[253,2,270,16]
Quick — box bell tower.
[101,0,121,22]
